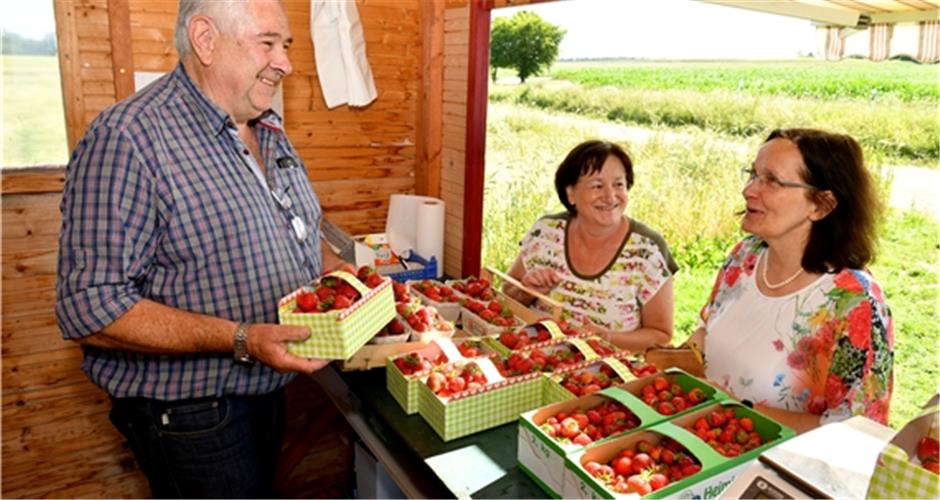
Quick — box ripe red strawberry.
[365,272,384,289]
[332,294,353,310]
[918,437,940,463]
[296,291,319,312]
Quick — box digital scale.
[723,416,895,499]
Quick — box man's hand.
[246,323,331,374]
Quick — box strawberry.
[296,291,319,312]
[918,437,940,463]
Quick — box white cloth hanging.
[311,0,378,109]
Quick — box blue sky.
[493,0,819,60]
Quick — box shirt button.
[242,149,249,155]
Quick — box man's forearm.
[81,299,236,355]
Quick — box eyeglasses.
[271,186,308,244]
[741,167,817,191]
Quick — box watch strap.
[233,322,254,365]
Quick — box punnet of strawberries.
[391,280,412,303]
[496,346,585,377]
[392,351,447,376]
[395,301,452,334]
[462,298,518,327]
[455,339,489,358]
[425,362,488,398]
[638,375,709,416]
[373,317,407,339]
[448,276,496,301]
[293,265,385,313]
[686,408,764,457]
[583,437,702,495]
[540,401,641,447]
[558,363,624,397]
[411,279,461,303]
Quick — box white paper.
[385,194,445,277]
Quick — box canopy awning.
[702,0,939,28]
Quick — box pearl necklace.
[760,251,804,290]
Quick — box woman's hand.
[521,267,563,295]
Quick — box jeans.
[109,390,285,499]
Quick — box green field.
[485,59,939,429]
[2,55,69,166]
[493,60,939,166]
[552,59,940,102]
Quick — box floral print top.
[699,236,893,425]
[519,213,678,333]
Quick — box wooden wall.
[2,0,471,497]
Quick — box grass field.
[492,60,939,166]
[484,101,939,430]
[2,55,69,166]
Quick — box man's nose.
[271,47,293,77]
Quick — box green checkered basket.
[279,270,395,360]
[418,361,544,441]
[542,357,635,405]
[867,393,940,499]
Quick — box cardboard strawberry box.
[446,275,498,302]
[417,358,544,441]
[615,369,729,419]
[518,386,663,497]
[386,339,466,414]
[460,297,526,337]
[486,320,571,356]
[543,358,637,405]
[279,270,395,359]
[564,401,794,499]
[398,304,457,343]
[407,279,463,322]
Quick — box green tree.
[490,11,565,83]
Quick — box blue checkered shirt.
[56,64,322,400]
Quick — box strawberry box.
[460,297,526,337]
[494,338,602,378]
[407,279,462,322]
[564,405,794,500]
[868,393,940,499]
[417,358,544,441]
[616,369,729,419]
[368,316,411,345]
[517,386,663,497]
[279,270,395,359]
[394,302,456,343]
[544,358,637,405]
[446,275,498,301]
[487,320,570,356]
[386,339,466,414]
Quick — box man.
[55,0,340,496]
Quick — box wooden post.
[53,0,85,152]
[461,0,490,278]
[107,0,136,101]
[417,0,445,198]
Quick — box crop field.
[551,59,939,102]
[492,60,939,167]
[485,62,939,429]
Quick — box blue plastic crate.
[382,252,438,282]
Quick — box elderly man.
[56,0,338,496]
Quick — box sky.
[492,0,819,60]
[1,0,818,59]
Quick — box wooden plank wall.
[442,1,470,278]
[2,0,464,497]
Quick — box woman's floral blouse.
[518,213,677,333]
[700,236,893,425]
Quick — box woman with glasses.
[503,140,678,353]
[689,128,893,433]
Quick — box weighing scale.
[723,416,895,498]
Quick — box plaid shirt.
[56,64,322,400]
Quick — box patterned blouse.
[699,236,894,425]
[518,213,678,333]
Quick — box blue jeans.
[109,390,285,498]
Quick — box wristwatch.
[233,323,254,365]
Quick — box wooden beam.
[871,9,939,24]
[702,0,863,27]
[53,0,86,152]
[417,0,445,198]
[0,167,67,195]
[461,0,490,278]
[107,0,136,101]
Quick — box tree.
[490,11,565,83]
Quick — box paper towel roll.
[416,200,445,278]
[386,194,445,278]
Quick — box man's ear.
[810,190,837,221]
[188,15,217,66]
